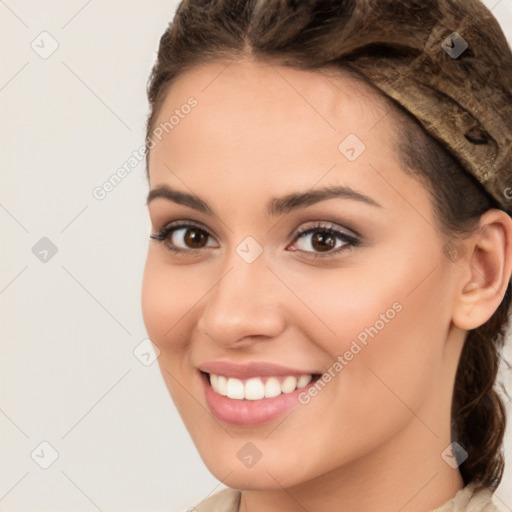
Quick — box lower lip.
[200,371,319,426]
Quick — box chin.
[213,466,299,491]
[197,446,317,491]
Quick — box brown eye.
[169,226,215,250]
[311,231,336,252]
[183,228,209,248]
[290,224,359,257]
[150,222,219,253]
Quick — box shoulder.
[434,484,498,512]
[189,484,498,512]
[192,488,241,512]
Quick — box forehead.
[153,59,391,135]
[150,59,397,167]
[146,59,432,222]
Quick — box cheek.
[296,235,449,362]
[289,247,450,418]
[141,253,206,418]
[141,250,202,348]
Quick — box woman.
[141,0,512,510]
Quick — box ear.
[452,209,512,330]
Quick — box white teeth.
[281,376,297,394]
[297,374,312,388]
[216,375,227,396]
[264,377,281,398]
[226,378,245,399]
[245,378,265,400]
[209,373,313,400]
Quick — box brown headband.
[340,0,512,211]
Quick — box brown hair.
[145,0,511,491]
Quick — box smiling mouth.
[201,371,322,401]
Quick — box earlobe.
[452,209,512,331]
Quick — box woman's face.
[141,59,463,490]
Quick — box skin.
[141,59,512,512]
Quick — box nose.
[196,250,287,349]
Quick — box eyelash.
[149,220,360,258]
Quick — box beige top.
[192,484,497,512]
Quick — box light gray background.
[1,1,511,511]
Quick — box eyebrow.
[146,184,382,216]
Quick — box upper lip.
[198,361,319,380]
